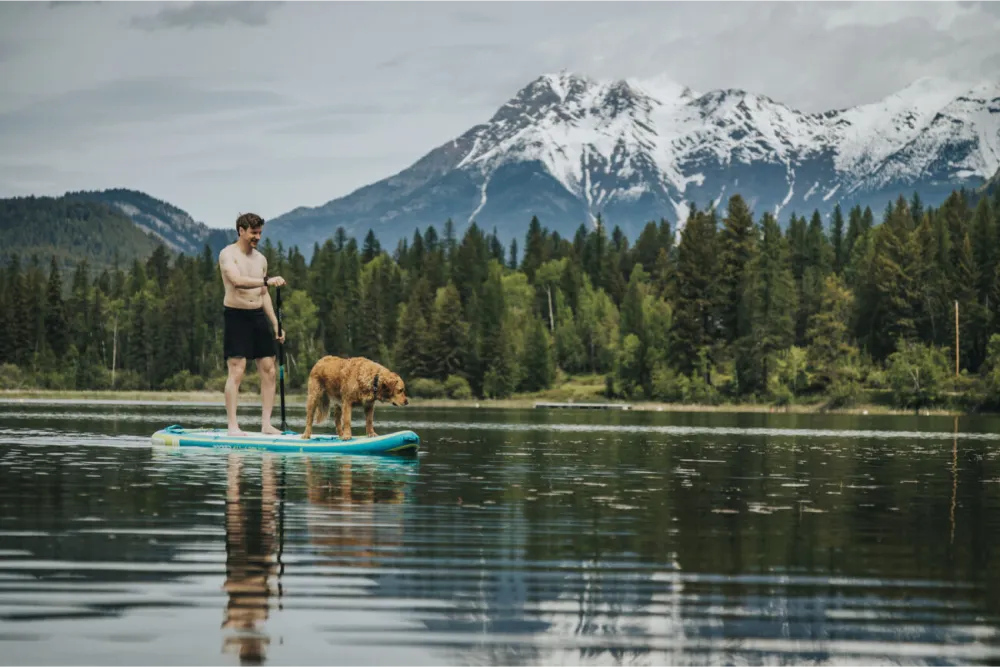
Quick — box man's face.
[240,225,263,248]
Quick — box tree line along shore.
[2,185,1000,415]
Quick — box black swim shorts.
[223,306,276,361]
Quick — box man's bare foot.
[261,425,282,435]
[227,427,248,436]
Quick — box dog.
[302,355,409,440]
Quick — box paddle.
[275,286,288,432]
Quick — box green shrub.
[443,375,472,399]
[0,363,25,389]
[408,377,446,398]
[885,340,950,410]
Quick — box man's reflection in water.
[222,453,282,665]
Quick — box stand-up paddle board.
[151,424,420,455]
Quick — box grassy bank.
[0,387,964,417]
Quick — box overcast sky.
[2,1,999,229]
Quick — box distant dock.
[534,401,632,411]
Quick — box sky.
[1,1,999,229]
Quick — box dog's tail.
[315,390,331,425]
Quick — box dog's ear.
[377,373,394,399]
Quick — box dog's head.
[377,372,409,406]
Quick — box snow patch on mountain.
[830,76,976,176]
[266,70,1000,254]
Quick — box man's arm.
[262,288,279,335]
[218,250,268,290]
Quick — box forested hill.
[0,195,167,273]
[64,188,232,256]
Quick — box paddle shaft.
[275,285,287,431]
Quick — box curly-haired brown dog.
[301,356,409,440]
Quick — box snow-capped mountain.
[267,72,1000,253]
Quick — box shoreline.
[0,389,966,417]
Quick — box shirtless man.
[218,213,287,436]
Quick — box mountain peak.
[864,75,983,117]
[625,73,696,106]
[265,70,1000,254]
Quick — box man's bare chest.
[230,252,265,278]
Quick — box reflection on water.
[0,400,998,665]
[222,453,281,665]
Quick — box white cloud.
[130,1,280,31]
[0,1,998,228]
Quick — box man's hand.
[266,276,287,288]
[275,327,286,344]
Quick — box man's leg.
[257,356,280,434]
[225,357,247,435]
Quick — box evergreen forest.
[3,187,1000,413]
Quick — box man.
[218,212,287,435]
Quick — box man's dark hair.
[236,212,265,232]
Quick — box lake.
[1,399,999,665]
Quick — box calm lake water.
[1,399,999,665]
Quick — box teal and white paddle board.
[151,424,420,455]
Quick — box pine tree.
[146,244,171,292]
[910,192,924,227]
[953,232,982,371]
[618,265,650,393]
[361,229,382,264]
[522,216,546,281]
[845,205,863,267]
[736,212,797,395]
[670,206,718,379]
[356,259,386,362]
[868,196,922,359]
[443,218,457,265]
[520,316,554,392]
[716,194,758,346]
[634,221,662,273]
[583,214,607,292]
[45,256,68,359]
[914,214,945,344]
[429,282,469,380]
[473,262,518,397]
[553,290,586,373]
[452,223,488,311]
[831,203,846,274]
[0,261,10,365]
[2,256,26,365]
[806,274,857,389]
[971,198,997,318]
[392,282,433,380]
[508,238,519,270]
[799,209,834,345]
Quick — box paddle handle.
[275,285,287,432]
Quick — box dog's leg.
[332,404,343,438]
[364,400,377,437]
[340,400,353,440]
[302,390,315,440]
